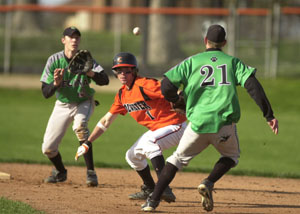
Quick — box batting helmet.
[112,52,138,68]
[112,52,138,77]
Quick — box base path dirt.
[0,163,300,214]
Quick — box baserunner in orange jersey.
[75,52,187,203]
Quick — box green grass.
[0,78,300,179]
[0,197,45,214]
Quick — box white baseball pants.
[167,122,240,170]
[125,122,187,171]
[42,99,94,158]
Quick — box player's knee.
[166,153,186,170]
[125,149,134,165]
[125,149,147,170]
[42,145,57,158]
[74,122,89,141]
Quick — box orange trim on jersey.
[109,77,186,131]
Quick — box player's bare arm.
[75,112,118,160]
[89,112,118,142]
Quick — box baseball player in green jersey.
[40,26,109,187]
[141,24,279,212]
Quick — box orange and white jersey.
[109,77,186,131]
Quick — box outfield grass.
[0,197,45,214]
[0,78,299,178]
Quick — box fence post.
[4,0,13,75]
[265,9,272,78]
[113,13,122,55]
[227,0,237,56]
[270,0,280,78]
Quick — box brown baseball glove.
[68,50,93,75]
[171,92,186,115]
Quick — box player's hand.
[170,92,186,115]
[267,118,278,135]
[75,143,89,161]
[54,68,65,87]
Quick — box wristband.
[97,121,107,131]
[85,141,92,147]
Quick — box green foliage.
[0,197,45,214]
[0,78,300,178]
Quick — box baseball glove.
[171,92,186,115]
[68,50,93,75]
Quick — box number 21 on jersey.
[199,64,231,87]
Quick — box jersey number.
[199,64,230,87]
[146,110,155,120]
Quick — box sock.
[137,165,155,189]
[49,152,66,172]
[80,141,94,171]
[207,157,235,183]
[150,155,165,178]
[151,162,178,201]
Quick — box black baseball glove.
[68,50,93,75]
[171,92,186,115]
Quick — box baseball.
[133,27,140,35]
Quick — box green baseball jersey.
[40,51,104,103]
[165,50,256,133]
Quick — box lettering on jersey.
[123,101,152,113]
[61,79,89,88]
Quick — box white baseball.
[133,27,140,35]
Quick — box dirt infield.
[1,163,300,214]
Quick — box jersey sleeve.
[138,78,164,100]
[40,55,55,84]
[164,57,191,88]
[109,91,127,115]
[233,58,256,87]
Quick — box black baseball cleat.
[141,197,160,212]
[44,169,67,183]
[86,170,98,187]
[129,184,154,200]
[161,186,176,203]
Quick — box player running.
[75,52,187,202]
[40,26,109,187]
[141,24,278,212]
